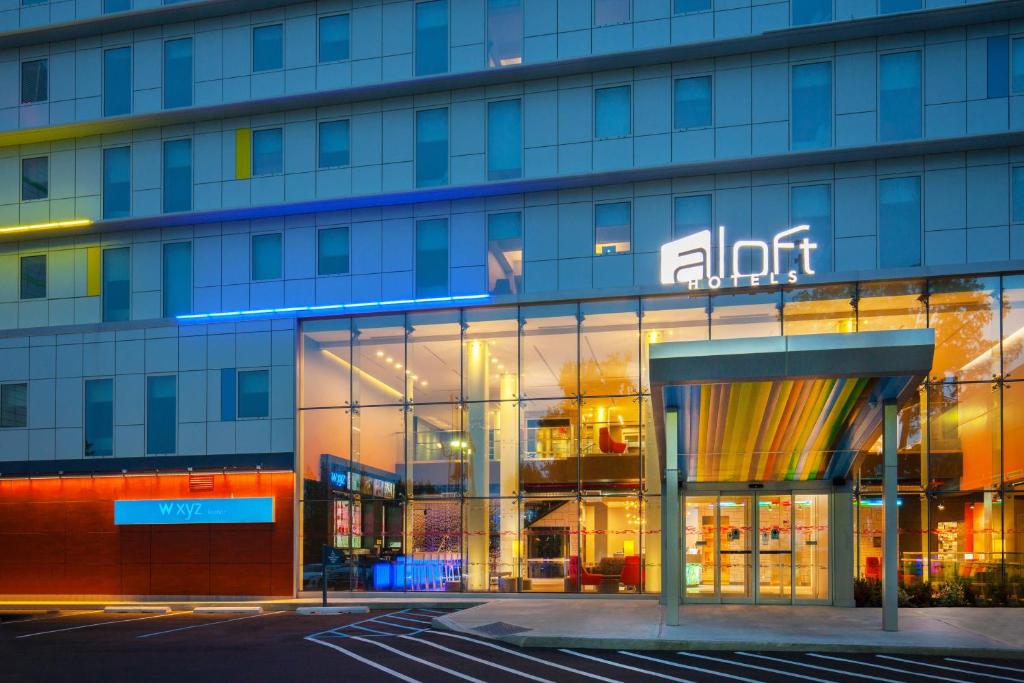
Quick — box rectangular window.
[237,369,270,419]
[673,76,711,129]
[879,0,921,13]
[84,379,113,457]
[595,85,631,138]
[319,14,350,63]
[487,0,522,67]
[252,233,282,281]
[103,146,131,219]
[21,156,48,201]
[879,51,922,142]
[163,38,193,109]
[318,120,350,168]
[104,0,131,12]
[487,99,522,180]
[791,62,832,150]
[252,128,283,176]
[987,36,1010,99]
[415,108,449,188]
[594,0,630,25]
[103,46,132,117]
[162,242,192,318]
[1013,167,1024,222]
[1014,38,1024,93]
[415,0,448,76]
[21,59,47,104]
[317,227,350,276]
[415,218,449,297]
[253,24,284,72]
[146,375,176,455]
[20,255,46,300]
[879,176,921,268]
[674,194,712,237]
[487,212,523,295]
[594,201,631,255]
[792,0,831,25]
[163,139,192,213]
[102,247,131,322]
[790,184,832,273]
[673,0,710,11]
[0,383,27,429]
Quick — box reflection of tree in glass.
[929,277,995,378]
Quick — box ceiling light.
[376,351,384,357]
[395,363,402,369]
[412,375,418,380]
[421,381,428,387]
[386,357,393,363]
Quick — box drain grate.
[473,621,532,637]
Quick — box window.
[487,0,522,67]
[103,46,131,117]
[879,176,921,268]
[487,99,522,180]
[415,218,449,297]
[415,108,449,188]
[0,384,27,429]
[21,156,48,201]
[487,212,523,294]
[237,369,270,419]
[673,0,710,12]
[103,146,131,219]
[595,202,631,255]
[594,0,630,25]
[879,51,921,142]
[415,0,448,76]
[252,128,283,176]
[104,0,131,11]
[102,247,131,322]
[162,242,192,318]
[146,375,176,455]
[317,227,350,276]
[163,139,192,213]
[879,0,921,13]
[1015,167,1024,223]
[791,62,832,150]
[792,0,831,25]
[674,194,712,237]
[988,36,1009,99]
[595,85,631,138]
[319,14,350,62]
[163,38,192,109]
[318,120,350,168]
[673,76,711,129]
[253,24,284,72]
[84,379,113,457]
[1014,38,1024,93]
[790,184,831,273]
[20,255,45,300]
[252,233,282,281]
[21,59,47,104]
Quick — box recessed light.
[376,351,384,357]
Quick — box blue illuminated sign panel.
[114,497,275,525]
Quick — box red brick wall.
[0,472,294,597]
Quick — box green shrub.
[936,576,976,607]
[899,581,933,607]
[854,577,882,607]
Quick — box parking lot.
[2,607,1022,683]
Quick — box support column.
[832,486,855,607]
[663,409,681,626]
[883,399,898,632]
[465,340,489,592]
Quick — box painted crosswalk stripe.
[351,635,486,682]
[305,635,421,683]
[16,612,179,639]
[559,649,695,682]
[620,651,759,682]
[737,652,903,683]
[138,610,282,639]
[428,630,621,683]
[946,659,1024,674]
[400,634,554,682]
[809,653,966,683]
[677,651,833,682]
[878,655,1024,682]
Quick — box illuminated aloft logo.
[660,225,817,290]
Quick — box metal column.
[663,409,681,626]
[883,399,898,632]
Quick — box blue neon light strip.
[176,293,491,323]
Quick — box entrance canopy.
[649,330,935,482]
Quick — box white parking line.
[385,614,434,625]
[559,649,695,682]
[946,659,1024,674]
[15,612,180,639]
[677,651,832,682]
[878,655,1024,682]
[427,630,621,683]
[137,610,284,639]
[305,635,421,683]
[373,618,428,631]
[1,610,103,625]
[411,609,444,614]
[621,651,760,682]
[400,634,554,682]
[737,652,902,683]
[809,653,965,683]
[350,635,486,682]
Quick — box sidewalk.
[436,598,1024,657]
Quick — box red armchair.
[567,556,604,590]
[865,556,881,581]
[620,555,644,590]
[599,427,627,454]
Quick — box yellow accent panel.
[86,246,101,297]
[0,219,92,236]
[235,128,251,180]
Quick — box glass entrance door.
[757,494,792,602]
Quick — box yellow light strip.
[0,218,93,236]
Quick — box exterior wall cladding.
[0,0,1023,598]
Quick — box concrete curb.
[193,606,262,615]
[296,606,369,615]
[104,605,171,614]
